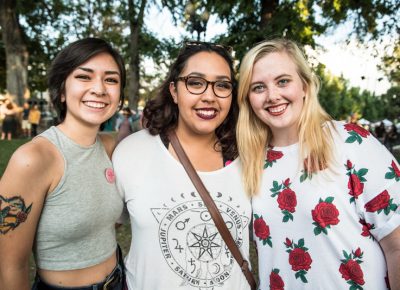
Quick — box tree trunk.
[260,0,278,29]
[0,0,29,106]
[128,0,147,110]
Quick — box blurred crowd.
[0,98,42,141]
[348,113,399,153]
[0,97,144,142]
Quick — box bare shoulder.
[99,132,117,158]
[1,137,63,194]
[6,138,58,174]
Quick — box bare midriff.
[37,250,117,287]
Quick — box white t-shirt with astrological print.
[112,129,252,290]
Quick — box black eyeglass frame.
[176,76,233,99]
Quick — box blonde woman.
[237,38,400,289]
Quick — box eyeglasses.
[176,76,233,98]
[184,40,233,55]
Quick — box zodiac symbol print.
[151,196,249,289]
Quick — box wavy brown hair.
[143,42,239,160]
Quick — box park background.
[0,0,399,283]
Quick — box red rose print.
[277,188,297,213]
[284,238,292,247]
[283,178,290,187]
[270,180,297,221]
[346,160,353,170]
[312,202,340,228]
[354,247,362,258]
[285,238,311,283]
[339,259,365,285]
[365,190,390,212]
[348,174,364,198]
[344,123,370,138]
[267,149,283,162]
[289,248,312,271]
[265,149,284,169]
[270,270,285,290]
[392,160,400,177]
[359,219,374,238]
[254,217,270,240]
[253,214,273,247]
[385,160,400,182]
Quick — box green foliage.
[380,41,400,85]
[0,0,398,116]
[316,64,391,121]
[0,41,5,92]
[180,0,400,62]
[379,86,400,121]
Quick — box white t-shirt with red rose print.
[253,121,400,290]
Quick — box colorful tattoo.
[0,195,32,234]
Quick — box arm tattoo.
[0,195,32,234]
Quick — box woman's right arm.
[0,141,56,290]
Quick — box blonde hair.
[237,38,334,196]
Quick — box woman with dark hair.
[112,41,251,290]
[0,38,126,290]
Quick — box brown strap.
[168,131,257,290]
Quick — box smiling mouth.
[83,101,108,109]
[196,109,217,120]
[267,104,287,116]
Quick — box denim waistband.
[32,246,125,290]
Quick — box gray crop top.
[33,126,123,270]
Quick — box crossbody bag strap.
[168,131,257,290]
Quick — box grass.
[1,139,399,284]
[0,139,29,177]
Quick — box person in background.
[112,41,252,290]
[0,37,126,290]
[115,107,135,143]
[386,124,398,153]
[28,104,41,137]
[236,38,400,289]
[375,121,386,144]
[1,99,18,141]
[21,102,31,138]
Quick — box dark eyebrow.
[77,67,120,76]
[187,72,231,81]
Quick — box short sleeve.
[340,122,400,241]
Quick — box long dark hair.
[142,42,239,160]
[48,37,126,123]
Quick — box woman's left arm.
[380,226,400,289]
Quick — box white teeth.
[268,104,287,113]
[84,101,106,108]
[197,110,216,116]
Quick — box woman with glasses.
[236,38,400,289]
[0,38,126,290]
[112,41,252,290]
